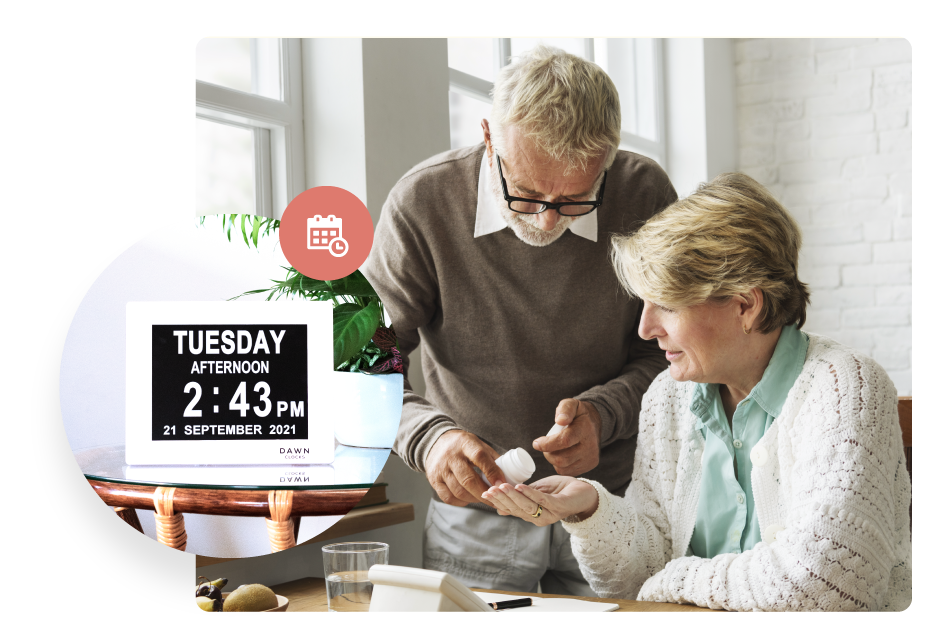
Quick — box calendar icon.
[307,214,349,257]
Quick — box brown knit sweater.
[362,144,675,504]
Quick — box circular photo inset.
[60,216,402,557]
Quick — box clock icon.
[328,236,349,258]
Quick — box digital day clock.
[126,301,333,465]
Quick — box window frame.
[196,38,305,220]
[447,38,666,169]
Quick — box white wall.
[302,38,450,222]
[735,39,911,394]
[664,38,738,198]
[663,39,707,197]
[302,39,367,206]
[360,39,451,220]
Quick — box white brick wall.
[735,38,911,394]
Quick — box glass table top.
[75,444,391,491]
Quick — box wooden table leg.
[153,487,187,551]
[113,507,144,534]
[266,490,296,553]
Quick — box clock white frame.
[126,301,333,465]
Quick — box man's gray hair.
[489,45,622,174]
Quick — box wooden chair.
[897,396,911,530]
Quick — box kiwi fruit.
[222,584,278,612]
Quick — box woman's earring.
[743,325,751,335]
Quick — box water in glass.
[325,570,373,612]
[322,542,388,612]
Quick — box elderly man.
[361,46,675,595]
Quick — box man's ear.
[482,119,494,166]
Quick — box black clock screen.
[151,324,308,441]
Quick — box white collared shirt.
[473,151,598,241]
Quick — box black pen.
[488,597,533,610]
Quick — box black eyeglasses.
[496,154,606,216]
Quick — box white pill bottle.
[481,447,536,486]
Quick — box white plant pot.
[330,371,403,448]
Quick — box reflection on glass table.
[75,444,391,554]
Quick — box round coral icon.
[280,187,373,280]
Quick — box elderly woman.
[483,173,911,611]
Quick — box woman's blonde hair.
[489,45,621,174]
[611,173,810,333]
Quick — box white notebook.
[474,592,619,613]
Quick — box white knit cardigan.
[563,334,911,611]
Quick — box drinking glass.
[322,542,389,612]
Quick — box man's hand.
[424,430,506,507]
[532,399,602,476]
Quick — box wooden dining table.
[269,577,716,612]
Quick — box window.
[447,39,498,150]
[447,38,665,168]
[594,39,665,165]
[196,38,305,220]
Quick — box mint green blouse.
[687,325,808,558]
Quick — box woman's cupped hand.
[481,475,600,527]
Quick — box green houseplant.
[205,214,403,375]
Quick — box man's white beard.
[487,159,573,247]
